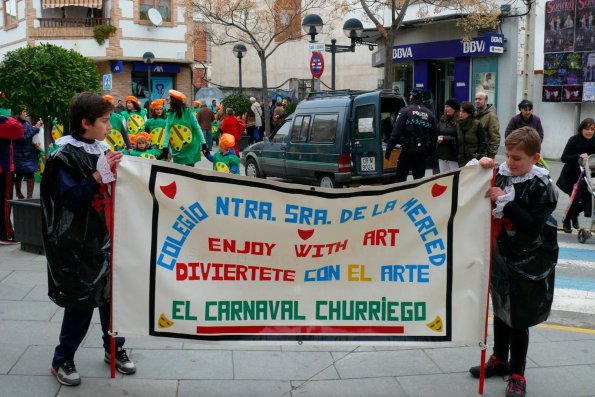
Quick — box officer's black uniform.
[385,89,437,182]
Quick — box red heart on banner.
[431,183,447,197]
[160,181,177,199]
[297,229,315,241]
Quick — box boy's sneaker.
[104,347,136,374]
[51,361,81,386]
[469,354,510,378]
[506,373,527,397]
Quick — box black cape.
[41,143,111,308]
[491,170,558,328]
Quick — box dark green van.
[240,89,406,188]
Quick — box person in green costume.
[123,132,162,160]
[102,95,130,151]
[145,99,169,160]
[165,90,207,166]
[206,133,240,174]
[120,96,147,136]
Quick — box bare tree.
[191,0,348,135]
[351,0,502,89]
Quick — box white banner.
[113,157,492,345]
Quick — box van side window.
[272,120,291,143]
[355,105,375,139]
[290,115,311,142]
[310,114,338,143]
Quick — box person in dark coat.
[385,88,437,181]
[556,117,595,232]
[12,109,41,199]
[505,100,545,141]
[456,102,487,166]
[470,127,558,397]
[196,103,215,151]
[0,116,24,243]
[41,92,135,386]
[436,98,460,172]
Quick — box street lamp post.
[142,51,155,102]
[302,15,370,91]
[232,43,247,93]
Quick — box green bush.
[221,93,251,117]
[93,25,117,45]
[284,101,297,116]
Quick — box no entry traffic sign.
[310,51,324,78]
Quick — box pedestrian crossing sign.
[103,74,113,91]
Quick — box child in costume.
[145,99,169,160]
[206,133,240,174]
[41,92,136,387]
[469,127,558,397]
[124,132,161,160]
[102,95,131,151]
[121,95,147,136]
[165,89,208,166]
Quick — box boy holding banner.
[470,127,558,397]
[41,92,136,386]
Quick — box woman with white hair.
[250,97,263,142]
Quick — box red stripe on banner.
[196,325,405,335]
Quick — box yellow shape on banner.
[426,315,443,332]
[158,313,175,329]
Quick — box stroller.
[577,154,595,243]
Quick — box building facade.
[0,0,195,107]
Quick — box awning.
[42,0,102,9]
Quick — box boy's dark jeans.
[52,303,124,369]
[493,315,529,376]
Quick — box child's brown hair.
[505,127,541,156]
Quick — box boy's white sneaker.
[104,347,136,374]
[51,361,81,386]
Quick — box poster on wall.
[474,72,496,104]
[562,85,583,102]
[582,82,595,101]
[582,52,595,81]
[544,52,583,86]
[544,0,576,53]
[543,86,563,102]
[574,0,595,51]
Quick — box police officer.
[385,89,437,182]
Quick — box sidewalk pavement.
[1,158,594,397]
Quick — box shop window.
[3,0,18,29]
[139,0,171,22]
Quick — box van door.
[351,96,381,177]
[260,119,291,177]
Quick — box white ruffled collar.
[56,135,110,155]
[498,162,549,184]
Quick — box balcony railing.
[38,17,111,28]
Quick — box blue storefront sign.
[392,34,505,61]
[133,62,181,73]
[111,60,124,74]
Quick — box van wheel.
[245,159,262,178]
[318,175,338,188]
